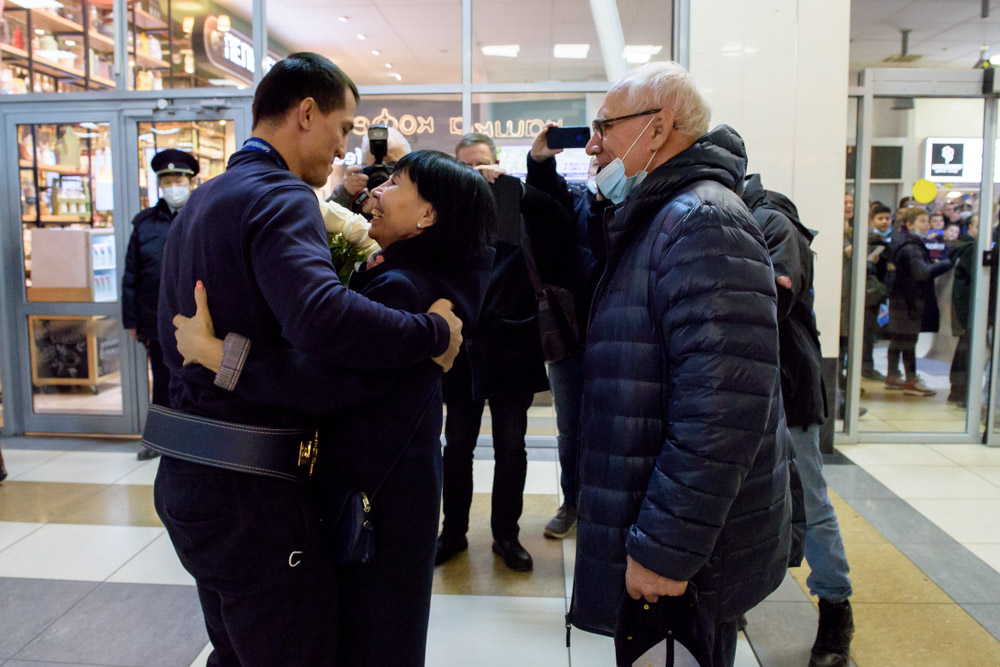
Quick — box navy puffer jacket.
[568,126,792,652]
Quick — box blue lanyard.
[242,138,289,171]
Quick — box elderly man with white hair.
[566,62,794,666]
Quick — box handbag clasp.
[297,431,319,477]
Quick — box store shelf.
[130,7,168,31]
[133,52,169,69]
[25,10,84,35]
[1,42,30,59]
[23,215,90,224]
[19,160,89,176]
[88,31,115,52]
[28,54,114,88]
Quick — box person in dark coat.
[742,174,854,667]
[524,124,609,539]
[569,63,792,667]
[862,204,893,381]
[122,148,199,461]
[948,216,980,407]
[433,133,552,572]
[885,207,952,396]
[172,150,495,666]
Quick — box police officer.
[122,148,198,461]
[150,53,462,666]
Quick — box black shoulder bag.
[519,217,581,363]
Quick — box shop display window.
[265,0,461,86]
[471,0,671,84]
[29,314,123,415]
[1,0,116,93]
[18,122,116,303]
[136,119,235,207]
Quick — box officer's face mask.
[162,185,191,209]
[594,115,659,205]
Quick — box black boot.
[0,447,7,483]
[810,599,854,667]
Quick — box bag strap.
[519,216,547,295]
[369,386,439,501]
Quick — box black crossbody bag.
[316,389,438,565]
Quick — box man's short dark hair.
[252,52,360,128]
[869,203,891,219]
[455,133,497,160]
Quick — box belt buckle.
[297,431,319,477]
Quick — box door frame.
[841,68,1000,445]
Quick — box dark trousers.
[147,339,171,408]
[862,305,879,369]
[154,457,338,667]
[887,333,919,378]
[711,618,739,667]
[442,389,535,540]
[950,333,970,400]
[548,350,585,506]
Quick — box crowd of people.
[101,52,864,667]
[841,191,981,408]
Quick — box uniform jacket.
[742,175,828,427]
[888,227,951,335]
[158,141,450,427]
[568,127,792,657]
[122,198,175,339]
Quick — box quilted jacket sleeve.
[625,200,781,582]
[757,209,805,322]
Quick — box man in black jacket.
[122,148,199,461]
[743,174,854,667]
[434,133,553,572]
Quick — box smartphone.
[546,126,591,149]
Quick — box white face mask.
[162,185,190,209]
[593,115,658,205]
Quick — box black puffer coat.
[742,174,828,428]
[568,127,792,658]
[888,228,951,335]
[122,199,175,339]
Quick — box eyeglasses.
[591,109,662,139]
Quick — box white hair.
[608,61,711,139]
[360,126,412,159]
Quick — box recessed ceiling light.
[371,49,380,56]
[623,44,662,64]
[392,73,402,81]
[338,16,348,22]
[385,63,392,69]
[481,44,520,58]
[34,28,46,35]
[554,43,590,59]
[991,54,1000,66]
[9,0,63,9]
[357,33,366,40]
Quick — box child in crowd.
[862,204,892,380]
[885,207,953,396]
[924,211,948,261]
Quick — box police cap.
[151,149,199,177]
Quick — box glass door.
[3,109,134,434]
[844,68,998,445]
[122,103,247,427]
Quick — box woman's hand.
[173,281,224,372]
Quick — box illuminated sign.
[350,107,566,140]
[199,16,277,84]
[924,137,1000,183]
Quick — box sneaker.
[903,376,936,397]
[809,599,854,667]
[544,504,578,539]
[884,375,905,391]
[861,368,886,381]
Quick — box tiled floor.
[1,433,999,666]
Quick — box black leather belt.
[141,405,318,484]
